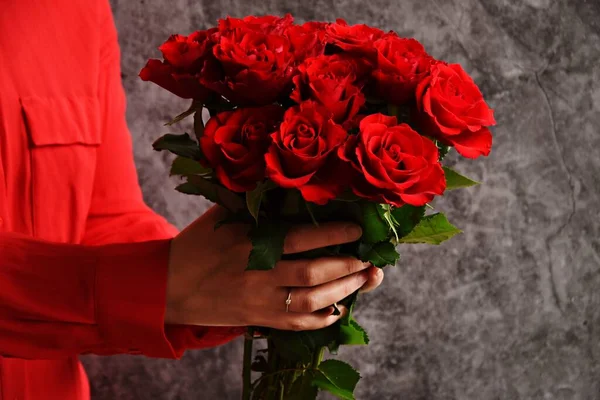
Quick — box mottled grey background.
[80,0,600,399]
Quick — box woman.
[0,1,384,399]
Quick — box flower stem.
[242,328,254,400]
[311,346,325,369]
[251,368,307,391]
[278,380,285,400]
[266,338,278,400]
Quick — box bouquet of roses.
[140,13,495,400]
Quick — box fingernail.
[363,262,371,269]
[345,224,362,240]
[332,302,341,315]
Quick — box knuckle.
[243,272,264,294]
[300,293,320,313]
[298,261,319,286]
[344,258,362,275]
[354,272,366,286]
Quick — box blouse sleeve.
[82,0,244,355]
[0,0,243,361]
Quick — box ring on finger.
[285,289,292,313]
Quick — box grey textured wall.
[80,0,600,399]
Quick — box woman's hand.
[165,206,384,331]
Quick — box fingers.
[282,270,369,313]
[283,222,362,254]
[272,257,371,287]
[264,305,348,331]
[359,266,384,293]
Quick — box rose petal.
[359,114,398,130]
[215,166,254,192]
[139,59,211,100]
[448,127,493,159]
[265,146,316,188]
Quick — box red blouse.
[0,1,243,399]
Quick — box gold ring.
[285,289,292,313]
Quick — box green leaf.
[247,221,290,270]
[270,321,346,363]
[357,241,399,267]
[177,175,245,212]
[328,290,362,346]
[214,211,252,230]
[270,328,338,364]
[170,156,211,177]
[329,312,369,354]
[398,212,462,245]
[339,318,369,346]
[271,306,369,360]
[391,205,426,238]
[312,360,361,400]
[286,371,319,400]
[246,181,276,224]
[152,133,202,159]
[174,182,202,195]
[270,331,313,364]
[360,202,390,244]
[340,291,359,326]
[443,166,480,190]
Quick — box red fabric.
[0,1,244,399]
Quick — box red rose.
[291,55,365,124]
[339,113,445,206]
[325,19,386,57]
[415,63,496,158]
[218,14,294,35]
[139,30,216,100]
[372,36,434,105]
[285,22,328,62]
[200,105,284,192]
[201,27,294,105]
[265,101,349,204]
[158,31,215,70]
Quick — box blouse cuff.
[94,239,179,358]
